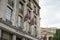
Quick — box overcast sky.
[39,0,60,28]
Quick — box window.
[18,16,23,30]
[6,7,12,24]
[27,0,32,9]
[27,10,31,20]
[27,0,31,6]
[34,27,37,37]
[37,9,39,15]
[19,2,24,14]
[27,22,31,34]
[34,6,36,13]
[8,0,14,7]
[34,16,37,25]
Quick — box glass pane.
[19,3,23,14]
[19,3,23,10]
[19,4,22,9]
[27,22,31,33]
[18,16,21,27]
[8,0,14,7]
[6,7,12,21]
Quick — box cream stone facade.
[40,28,56,40]
[0,0,40,40]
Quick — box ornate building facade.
[0,0,40,40]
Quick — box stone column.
[0,29,2,40]
[47,36,49,40]
[12,35,16,40]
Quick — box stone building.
[40,28,56,40]
[0,0,40,40]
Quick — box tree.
[52,29,60,40]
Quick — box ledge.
[0,18,39,40]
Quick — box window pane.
[34,27,37,37]
[8,0,14,7]
[18,16,22,27]
[27,22,31,33]
[19,3,24,14]
[19,4,22,9]
[6,7,12,21]
[27,10,31,19]
[34,16,37,24]
[18,16,23,30]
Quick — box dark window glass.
[38,9,39,15]
[18,16,23,30]
[34,16,37,25]
[27,22,31,34]
[27,10,31,20]
[34,27,37,37]
[34,6,36,13]
[19,2,24,14]
[27,0,31,8]
[6,7,12,24]
[8,0,14,7]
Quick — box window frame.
[6,6,13,24]
[34,26,37,37]
[27,10,31,20]
[34,16,37,25]
[17,15,23,30]
[27,22,31,34]
[19,2,24,14]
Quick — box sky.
[39,0,60,28]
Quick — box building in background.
[40,28,56,40]
[0,0,40,40]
